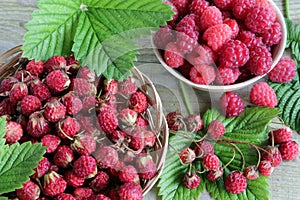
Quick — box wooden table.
[0,0,299,199]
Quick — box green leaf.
[0,142,46,194]
[0,117,7,147]
[0,197,8,200]
[285,18,300,61]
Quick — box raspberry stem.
[230,143,245,170]
[222,145,236,169]
[251,144,262,167]
[179,81,193,115]
[285,0,290,19]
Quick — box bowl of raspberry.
[153,0,287,92]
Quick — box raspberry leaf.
[0,117,7,147]
[0,197,8,200]
[285,18,300,61]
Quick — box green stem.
[285,0,290,19]
[179,81,193,115]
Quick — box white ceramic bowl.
[153,0,287,92]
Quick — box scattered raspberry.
[206,167,224,182]
[73,155,97,179]
[70,78,96,96]
[207,120,226,140]
[271,127,293,144]
[53,145,74,168]
[73,187,94,200]
[225,171,247,194]
[95,146,119,169]
[213,0,234,10]
[0,76,18,93]
[90,171,110,192]
[164,1,179,27]
[194,141,214,158]
[202,153,220,170]
[189,65,216,85]
[237,30,264,49]
[129,91,148,113]
[64,170,85,188]
[279,141,299,160]
[203,24,232,52]
[78,66,96,82]
[44,56,67,72]
[260,22,282,47]
[16,180,40,200]
[71,133,96,155]
[26,60,44,76]
[182,172,201,189]
[43,98,66,123]
[62,92,83,115]
[4,121,23,144]
[216,66,241,85]
[154,26,175,50]
[29,79,51,102]
[56,116,80,139]
[261,146,282,167]
[232,0,255,20]
[200,6,223,30]
[170,0,189,16]
[258,160,274,176]
[243,165,259,180]
[250,82,277,108]
[223,18,239,39]
[27,111,51,138]
[43,171,67,197]
[220,92,245,117]
[185,114,204,132]
[45,70,70,94]
[21,95,42,116]
[0,98,16,116]
[97,111,118,133]
[189,0,209,17]
[166,111,185,131]
[32,157,51,179]
[179,147,196,164]
[268,57,296,83]
[119,182,142,200]
[55,193,76,200]
[164,42,184,68]
[119,165,140,184]
[9,82,28,104]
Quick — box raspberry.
[206,167,223,182]
[247,45,273,76]
[255,0,277,21]
[203,24,232,52]
[43,171,67,197]
[220,92,245,117]
[73,155,98,179]
[258,160,274,176]
[56,117,80,139]
[137,156,157,180]
[108,160,126,178]
[143,130,156,147]
[250,82,277,108]
[216,66,241,85]
[128,128,145,150]
[119,182,142,200]
[70,78,96,96]
[189,0,209,17]
[62,92,83,115]
[4,121,23,144]
[97,111,118,133]
[164,42,184,68]
[76,115,99,135]
[260,22,282,47]
[179,147,196,164]
[213,0,234,10]
[43,98,66,122]
[9,82,28,104]
[225,171,247,194]
[27,111,51,138]
[232,0,255,20]
[236,66,255,83]
[129,91,148,113]
[55,193,76,200]
[29,79,51,102]
[219,40,249,68]
[185,114,204,132]
[245,5,275,33]
[118,108,137,126]
[104,79,119,95]
[73,187,94,200]
[21,95,42,116]
[182,172,201,189]
[119,165,140,184]
[78,66,96,82]
[0,76,18,93]
[268,57,296,83]
[200,6,222,31]
[261,146,282,167]
[154,25,175,50]
[166,111,184,131]
[207,120,226,140]
[135,116,149,129]
[189,44,216,66]
[94,194,111,200]
[237,30,264,49]
[271,127,293,144]
[26,60,44,76]
[45,70,70,93]
[170,0,189,16]
[107,130,125,144]
[243,165,259,180]
[164,1,179,27]
[90,171,110,192]
[118,76,138,97]
[32,157,51,179]
[53,145,74,168]
[16,180,40,200]
[44,56,67,72]
[0,98,16,116]
[95,146,119,169]
[202,153,220,170]
[223,18,239,39]
[71,133,96,155]
[82,95,98,112]
[279,141,299,160]
[64,170,85,188]
[194,141,214,157]
[189,65,216,85]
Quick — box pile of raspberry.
[0,56,159,200]
[166,111,298,194]
[154,0,283,85]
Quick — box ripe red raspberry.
[21,95,42,116]
[166,111,184,131]
[179,147,196,164]
[154,25,175,50]
[216,66,241,85]
[261,146,282,167]
[118,108,137,126]
[232,0,255,20]
[247,45,273,76]
[73,187,94,200]
[185,114,204,132]
[170,0,189,16]
[136,155,157,180]
[55,193,76,200]
[245,5,275,33]
[97,111,118,133]
[206,167,224,182]
[202,153,220,170]
[237,30,264,49]
[271,127,293,144]
[200,6,223,30]
[128,128,145,150]
[29,79,51,102]
[0,76,18,93]
[104,79,119,95]
[194,141,214,157]
[188,44,216,66]
[118,76,138,97]
[27,111,51,138]
[62,92,83,115]
[9,82,28,104]
[77,66,96,82]
[164,1,179,27]
[258,160,274,176]
[279,141,299,160]
[4,121,23,144]
[32,157,51,179]
[82,95,98,112]
[43,171,67,197]
[243,165,259,180]
[189,65,216,85]
[56,117,80,139]
[43,98,66,122]
[203,24,232,52]
[65,170,85,188]
[44,56,67,72]
[45,70,70,93]
[255,0,277,21]
[70,78,96,96]
[89,171,110,192]
[236,66,255,83]
[93,194,111,200]
[164,42,184,68]
[71,133,96,155]
[73,155,97,179]
[213,0,234,10]
[119,182,142,200]
[144,130,156,147]
[0,98,16,116]
[260,22,282,46]
[26,60,44,76]
[219,40,249,68]
[207,120,226,140]
[107,130,125,144]
[220,92,245,117]
[250,82,277,108]
[268,57,296,83]
[54,145,74,168]
[129,91,148,113]
[135,116,149,129]
[225,171,247,194]
[119,165,140,184]
[189,0,209,17]
[223,18,239,39]
[76,114,99,135]
[108,160,126,178]
[182,172,201,189]
[16,180,40,200]
[95,146,119,169]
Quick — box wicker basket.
[0,45,169,196]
